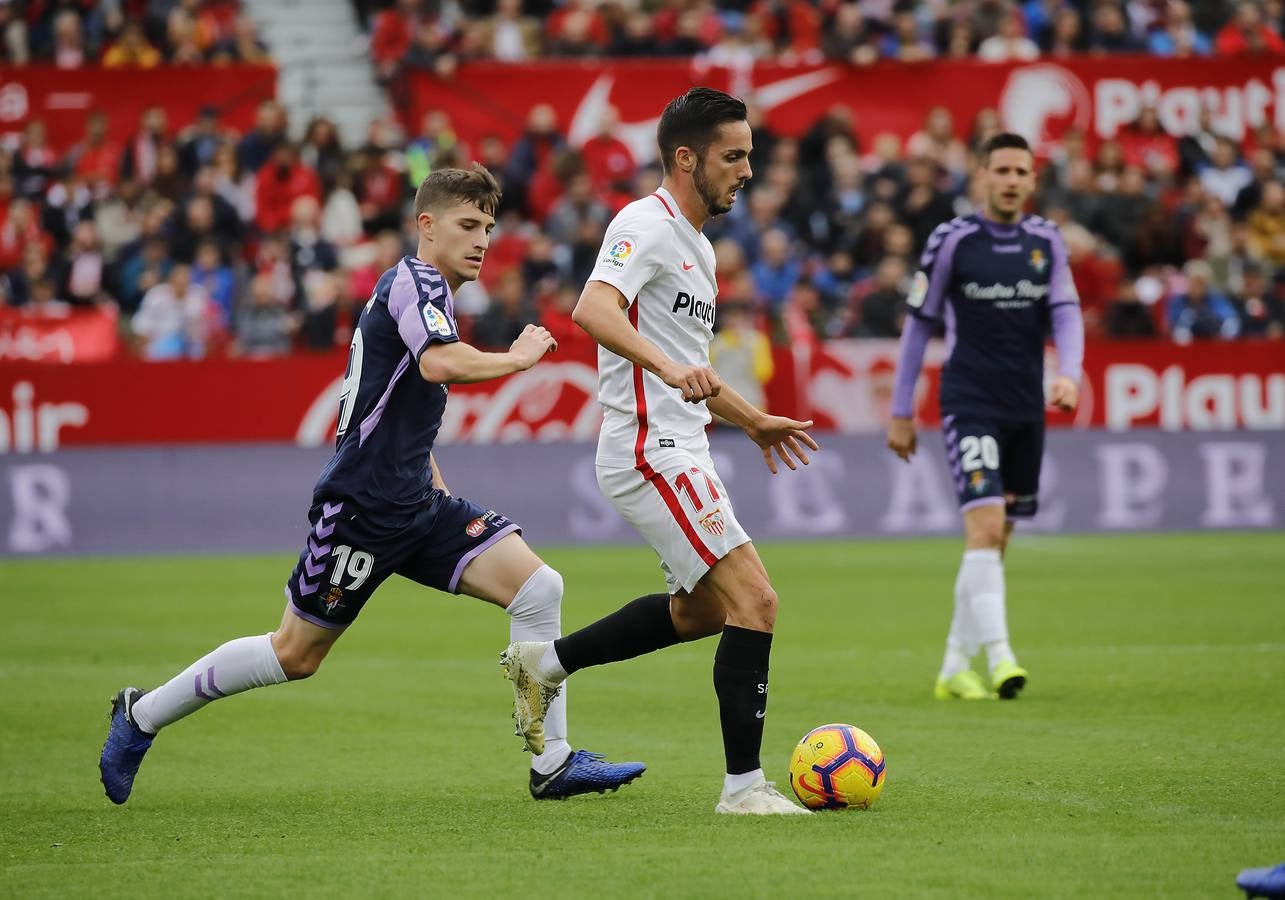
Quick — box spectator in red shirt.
[1214,1,1285,54]
[579,105,636,194]
[1063,221,1123,337]
[752,0,822,58]
[354,144,406,235]
[371,0,421,80]
[67,112,122,193]
[1118,106,1178,176]
[254,143,321,234]
[541,281,596,357]
[0,198,52,273]
[545,0,608,50]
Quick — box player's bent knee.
[275,649,324,681]
[725,581,777,631]
[272,637,331,681]
[529,564,564,605]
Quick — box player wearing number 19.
[99,164,645,805]
[887,133,1085,701]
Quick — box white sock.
[131,633,287,734]
[940,566,977,679]
[724,768,764,795]
[539,644,568,682]
[507,565,571,775]
[959,549,1017,673]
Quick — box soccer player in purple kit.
[99,165,645,803]
[887,133,1085,702]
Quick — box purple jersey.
[899,213,1082,421]
[312,256,459,523]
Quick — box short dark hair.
[656,87,748,175]
[980,132,1033,165]
[414,163,502,218]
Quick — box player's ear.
[677,146,695,174]
[418,211,434,240]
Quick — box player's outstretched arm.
[419,325,557,384]
[707,385,818,475]
[573,281,721,403]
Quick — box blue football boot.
[1238,863,1285,899]
[529,750,645,800]
[99,687,154,804]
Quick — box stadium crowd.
[0,1,267,67]
[357,0,1285,70]
[1,0,1284,360]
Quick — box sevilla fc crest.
[699,509,726,536]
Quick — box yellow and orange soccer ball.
[788,723,886,810]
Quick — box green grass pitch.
[2,533,1282,898]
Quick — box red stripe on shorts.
[628,300,717,567]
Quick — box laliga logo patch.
[907,271,929,309]
[601,239,634,269]
[423,303,453,337]
[699,508,726,536]
[465,517,487,538]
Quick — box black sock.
[713,625,772,776]
[553,593,680,675]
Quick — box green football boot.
[991,659,1028,700]
[933,669,993,700]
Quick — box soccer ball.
[788,723,886,810]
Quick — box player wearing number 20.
[887,133,1085,702]
[99,165,644,805]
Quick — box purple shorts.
[942,415,1044,519]
[284,492,520,628]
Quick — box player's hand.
[747,415,819,475]
[1048,376,1079,412]
[661,362,722,403]
[509,324,558,370]
[887,417,917,462]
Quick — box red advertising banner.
[799,339,1285,433]
[0,307,120,364]
[0,65,276,152]
[0,340,1280,452]
[408,56,1285,160]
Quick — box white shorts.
[597,451,751,594]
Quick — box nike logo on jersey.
[672,291,716,327]
[682,261,695,270]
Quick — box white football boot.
[715,776,811,815]
[500,640,561,756]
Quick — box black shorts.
[284,492,520,628]
[941,415,1044,519]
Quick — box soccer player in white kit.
[501,88,819,815]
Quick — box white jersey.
[588,186,718,468]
